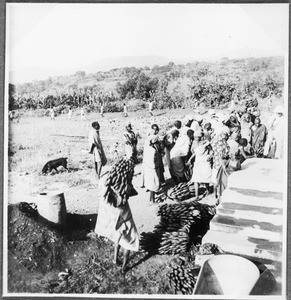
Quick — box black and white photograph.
[3,2,289,297]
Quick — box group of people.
[139,104,285,202]
[87,103,285,273]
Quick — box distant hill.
[219,47,284,60]
[9,55,181,84]
[9,49,285,84]
[83,55,182,74]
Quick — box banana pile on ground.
[104,157,135,207]
[167,181,206,202]
[154,201,216,255]
[152,190,168,203]
[139,232,162,254]
[168,264,196,295]
[158,227,190,255]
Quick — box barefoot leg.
[122,250,130,273]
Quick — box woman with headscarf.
[163,129,180,177]
[251,117,268,157]
[223,113,241,136]
[170,129,194,184]
[89,121,107,179]
[211,132,230,202]
[95,155,139,274]
[123,123,138,159]
[141,124,164,202]
[187,130,213,199]
[263,105,284,159]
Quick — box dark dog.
[42,157,68,174]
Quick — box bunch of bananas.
[168,265,196,295]
[167,182,194,201]
[104,157,135,207]
[139,232,161,254]
[153,192,168,203]
[167,181,206,202]
[154,202,216,254]
[158,226,190,254]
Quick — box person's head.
[183,115,193,127]
[229,114,236,122]
[174,120,182,129]
[194,129,203,141]
[220,131,229,141]
[274,105,283,117]
[204,122,212,132]
[125,123,132,131]
[151,123,159,135]
[254,117,261,127]
[92,121,100,131]
[238,138,248,147]
[186,129,194,140]
[172,129,180,141]
[243,113,251,123]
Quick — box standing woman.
[89,121,107,180]
[187,130,213,199]
[223,113,241,136]
[251,117,268,157]
[211,132,230,202]
[263,105,284,159]
[240,112,253,144]
[142,124,164,202]
[95,156,139,273]
[170,129,194,184]
[163,129,180,178]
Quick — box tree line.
[9,56,284,113]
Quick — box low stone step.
[212,214,282,233]
[209,221,282,242]
[227,158,284,193]
[203,230,282,262]
[221,188,283,209]
[218,202,283,215]
[216,207,283,226]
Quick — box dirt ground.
[6,107,278,295]
[7,108,218,294]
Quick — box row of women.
[140,104,284,202]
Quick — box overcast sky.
[7,3,289,72]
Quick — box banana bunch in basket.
[167,181,206,202]
[104,157,135,207]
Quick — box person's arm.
[89,143,95,154]
[239,146,247,160]
[186,151,196,165]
